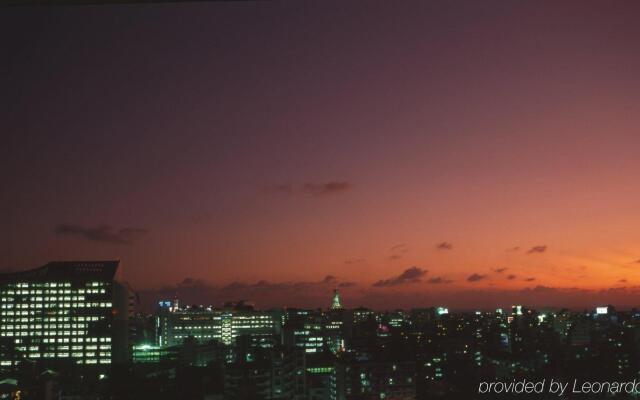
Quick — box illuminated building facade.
[352,307,376,324]
[157,302,279,348]
[0,261,132,371]
[283,321,325,354]
[132,343,175,364]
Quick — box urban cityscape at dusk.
[2,1,640,399]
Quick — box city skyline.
[4,1,640,310]
[1,259,637,399]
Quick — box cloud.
[373,266,427,287]
[507,246,520,252]
[427,276,453,284]
[506,274,517,280]
[634,259,640,264]
[467,273,487,282]
[139,278,640,313]
[345,259,366,265]
[141,274,358,311]
[303,181,353,196]
[322,275,338,283]
[219,276,349,293]
[54,224,147,245]
[619,279,628,283]
[527,245,547,254]
[436,241,453,250]
[493,267,508,273]
[178,277,209,288]
[524,277,536,282]
[387,244,408,260]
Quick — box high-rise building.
[0,261,133,372]
[283,320,325,354]
[325,290,347,354]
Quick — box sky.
[2,1,640,310]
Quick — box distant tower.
[330,289,343,310]
[171,293,179,312]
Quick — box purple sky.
[3,1,640,310]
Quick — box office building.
[156,301,279,348]
[0,260,133,371]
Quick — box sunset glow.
[3,1,640,310]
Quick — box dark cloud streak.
[427,276,453,284]
[467,273,487,282]
[373,266,427,287]
[54,224,147,245]
[527,245,547,254]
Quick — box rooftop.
[0,260,120,283]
